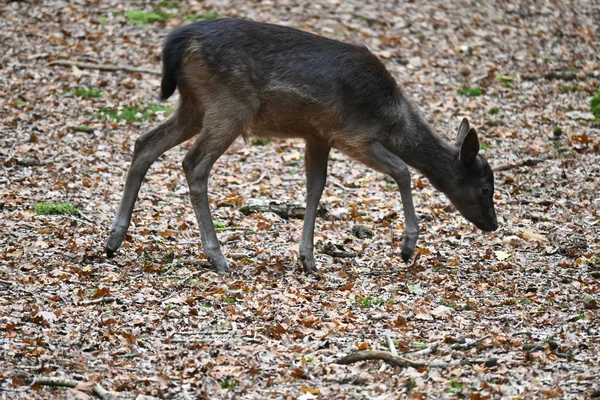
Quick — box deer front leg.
[299,142,330,273]
[361,142,419,262]
[106,118,196,257]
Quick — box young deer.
[106,18,498,274]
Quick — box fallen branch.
[239,199,328,220]
[493,157,550,172]
[49,60,160,75]
[522,70,600,81]
[3,157,54,167]
[80,297,116,306]
[28,376,118,400]
[335,350,497,369]
[450,335,489,351]
[317,241,356,258]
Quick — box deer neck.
[389,111,458,193]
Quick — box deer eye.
[481,186,491,196]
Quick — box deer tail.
[160,28,189,101]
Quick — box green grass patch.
[250,138,269,146]
[184,12,221,21]
[157,1,180,8]
[354,296,388,308]
[488,106,500,115]
[562,85,580,93]
[98,15,108,23]
[35,202,79,216]
[213,221,227,229]
[495,75,514,89]
[591,89,600,121]
[71,125,94,133]
[487,118,502,127]
[479,142,489,151]
[222,297,235,304]
[457,87,483,97]
[553,126,563,138]
[495,75,515,83]
[73,88,102,99]
[125,10,171,25]
[99,104,172,123]
[219,378,237,390]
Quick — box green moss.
[250,138,269,146]
[184,12,221,21]
[35,202,79,216]
[213,221,227,229]
[73,88,102,99]
[562,85,580,93]
[495,75,515,83]
[457,87,483,97]
[553,126,563,137]
[157,1,180,8]
[488,106,500,115]
[591,89,600,121]
[125,10,171,25]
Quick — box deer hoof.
[300,255,318,273]
[208,253,230,275]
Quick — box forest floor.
[1,0,599,399]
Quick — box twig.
[493,157,550,172]
[7,158,54,167]
[233,168,268,189]
[332,180,361,191]
[385,335,398,356]
[27,376,118,400]
[336,350,497,369]
[80,297,116,306]
[49,60,160,75]
[406,342,439,357]
[450,335,489,351]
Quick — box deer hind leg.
[182,111,249,274]
[299,141,330,273]
[106,105,202,257]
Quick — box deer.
[105,18,498,274]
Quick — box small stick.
[49,60,160,75]
[336,350,497,369]
[80,297,116,306]
[406,342,439,357]
[450,335,489,350]
[27,376,118,400]
[385,335,398,356]
[493,157,550,172]
[233,168,268,189]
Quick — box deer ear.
[455,118,471,147]
[459,127,480,164]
